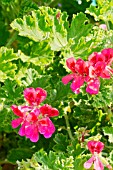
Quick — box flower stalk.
[64,112,74,140]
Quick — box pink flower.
[87,141,104,154]
[11,87,59,142]
[24,87,47,106]
[62,57,100,95]
[84,141,112,170]
[62,57,90,94]
[88,52,111,79]
[62,48,113,95]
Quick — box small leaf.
[68,12,92,42]
[7,148,34,163]
[53,133,69,152]
[103,126,113,143]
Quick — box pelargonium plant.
[11,87,59,142]
[84,140,112,170]
[62,48,113,95]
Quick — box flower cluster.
[11,87,59,142]
[62,48,113,95]
[84,140,112,170]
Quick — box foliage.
[0,0,113,170]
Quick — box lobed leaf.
[103,126,113,143]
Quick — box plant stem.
[64,113,74,140]
[6,31,18,48]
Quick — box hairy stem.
[64,113,74,140]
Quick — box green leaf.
[0,62,17,81]
[67,139,84,157]
[10,10,50,42]
[109,150,113,164]
[74,158,87,170]
[11,7,68,51]
[0,47,19,82]
[71,37,92,58]
[30,41,54,65]
[0,46,18,62]
[0,108,13,132]
[7,148,34,163]
[67,12,92,58]
[85,5,100,21]
[103,126,113,143]
[35,150,74,170]
[53,133,69,152]
[86,0,113,23]
[0,79,23,101]
[68,12,92,41]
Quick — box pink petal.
[87,141,104,154]
[40,104,59,117]
[75,58,86,75]
[62,74,75,85]
[18,122,26,136]
[88,52,98,65]
[35,87,47,105]
[25,124,39,142]
[94,61,106,77]
[49,108,59,117]
[94,156,104,170]
[66,57,76,72]
[24,87,47,106]
[38,118,55,138]
[24,87,36,105]
[29,128,39,142]
[96,53,105,63]
[11,118,23,128]
[26,108,39,122]
[70,76,84,94]
[89,66,95,78]
[100,69,111,79]
[84,155,94,169]
[20,105,34,112]
[86,78,100,95]
[11,105,23,117]
[88,52,105,65]
[101,48,113,65]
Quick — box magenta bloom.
[87,141,104,154]
[24,87,47,106]
[11,87,59,142]
[84,141,111,170]
[62,57,90,94]
[88,52,112,79]
[62,48,113,95]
